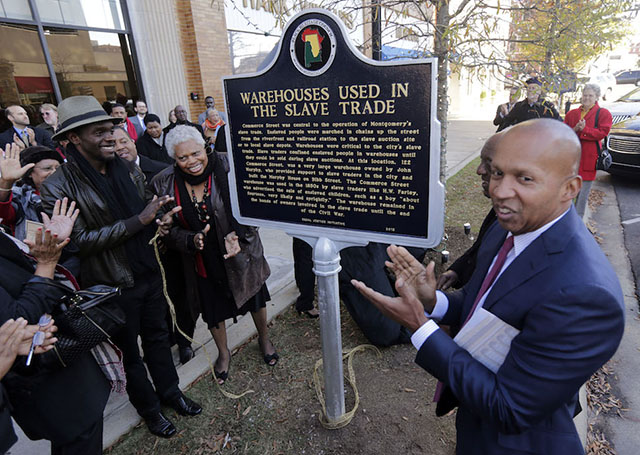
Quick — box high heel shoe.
[214,349,231,385]
[296,308,319,319]
[258,339,279,366]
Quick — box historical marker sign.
[222,9,443,248]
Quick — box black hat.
[20,145,64,168]
[525,77,542,86]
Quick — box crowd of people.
[0,74,623,455]
[0,92,272,453]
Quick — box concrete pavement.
[10,120,495,454]
[588,174,640,455]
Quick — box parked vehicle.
[614,69,640,85]
[605,115,640,176]
[601,87,640,125]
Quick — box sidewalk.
[587,174,640,455]
[10,120,495,453]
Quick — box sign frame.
[221,8,444,249]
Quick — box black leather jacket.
[39,159,147,288]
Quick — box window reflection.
[35,0,124,30]
[0,23,55,110]
[229,31,280,74]
[0,0,33,20]
[45,28,138,103]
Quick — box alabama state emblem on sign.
[290,19,336,77]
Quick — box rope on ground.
[150,231,253,399]
[313,344,381,429]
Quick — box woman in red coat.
[564,83,612,217]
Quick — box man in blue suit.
[352,119,624,454]
[0,105,55,150]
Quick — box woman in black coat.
[0,199,110,455]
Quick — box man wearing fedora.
[40,96,202,439]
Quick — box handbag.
[593,108,612,171]
[40,284,125,369]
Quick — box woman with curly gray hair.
[151,125,278,384]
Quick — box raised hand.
[193,223,211,250]
[41,197,79,242]
[384,245,438,312]
[25,227,70,279]
[0,142,34,184]
[139,195,174,225]
[223,231,240,259]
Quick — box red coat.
[564,103,612,181]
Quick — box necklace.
[190,179,211,223]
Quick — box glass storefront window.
[45,28,138,103]
[36,0,125,30]
[0,22,55,112]
[0,0,33,21]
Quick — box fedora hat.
[52,96,122,141]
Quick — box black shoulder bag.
[594,108,612,171]
[39,284,125,369]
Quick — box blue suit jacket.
[0,126,55,150]
[416,207,624,454]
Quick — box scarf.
[65,144,157,275]
[204,119,224,130]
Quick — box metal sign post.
[313,237,345,420]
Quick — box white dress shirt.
[411,208,571,350]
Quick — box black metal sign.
[222,9,443,247]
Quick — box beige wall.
[126,0,189,126]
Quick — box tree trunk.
[434,0,450,182]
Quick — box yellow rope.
[313,344,381,429]
[149,231,253,399]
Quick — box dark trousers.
[338,243,418,347]
[292,237,315,312]
[50,417,102,455]
[113,272,181,418]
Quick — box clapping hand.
[25,227,70,266]
[139,195,174,226]
[156,206,182,237]
[351,245,436,332]
[11,134,26,151]
[193,224,211,250]
[223,231,240,259]
[437,270,459,291]
[0,142,34,184]
[26,128,36,146]
[41,197,79,242]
